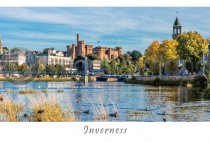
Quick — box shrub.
[192,75,207,88]
[19,89,37,94]
[30,103,74,122]
[0,101,23,122]
[57,89,64,93]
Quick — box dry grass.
[28,93,76,122]
[0,99,23,122]
[85,96,109,120]
[30,103,75,122]
[19,89,38,94]
[42,89,48,93]
[57,89,64,93]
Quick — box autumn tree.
[145,41,162,75]
[161,39,179,74]
[176,31,208,72]
[18,64,30,72]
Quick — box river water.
[0,81,209,122]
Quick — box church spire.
[172,15,182,39]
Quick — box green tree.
[31,62,45,75]
[3,62,17,72]
[45,65,56,75]
[131,50,142,61]
[3,47,9,54]
[55,64,66,75]
[43,48,54,54]
[87,54,100,60]
[11,48,21,53]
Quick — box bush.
[19,89,37,94]
[0,101,23,121]
[192,75,207,88]
[30,103,74,122]
[125,78,190,87]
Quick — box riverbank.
[0,76,96,82]
[124,77,191,87]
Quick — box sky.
[0,7,210,53]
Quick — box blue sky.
[0,7,210,53]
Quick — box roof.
[174,17,181,26]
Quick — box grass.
[30,103,75,122]
[0,99,23,122]
[34,77,76,82]
[125,77,190,87]
[57,89,64,93]
[19,89,38,94]
[42,89,48,93]
[0,77,80,82]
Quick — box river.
[0,81,209,122]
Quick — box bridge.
[96,75,132,82]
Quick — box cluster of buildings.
[66,34,122,60]
[0,33,123,74]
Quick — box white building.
[88,60,101,70]
[37,49,74,68]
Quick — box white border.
[0,122,210,142]
[0,0,210,7]
[0,1,210,142]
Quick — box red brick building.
[66,34,123,60]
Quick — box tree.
[74,55,85,63]
[3,62,17,72]
[55,64,66,75]
[161,40,179,74]
[131,50,142,61]
[87,54,100,60]
[31,62,45,74]
[11,48,21,53]
[45,64,66,76]
[3,47,9,54]
[101,59,111,74]
[176,31,208,72]
[43,48,54,54]
[123,53,132,61]
[144,41,162,74]
[45,65,56,75]
[17,64,30,72]
[136,56,145,74]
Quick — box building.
[0,50,26,70]
[88,60,101,71]
[172,17,182,39]
[37,49,73,68]
[93,46,122,60]
[66,34,93,59]
[67,34,123,60]
[26,51,42,67]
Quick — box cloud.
[0,7,210,53]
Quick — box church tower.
[172,17,182,39]
[0,34,3,54]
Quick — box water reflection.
[0,81,209,121]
